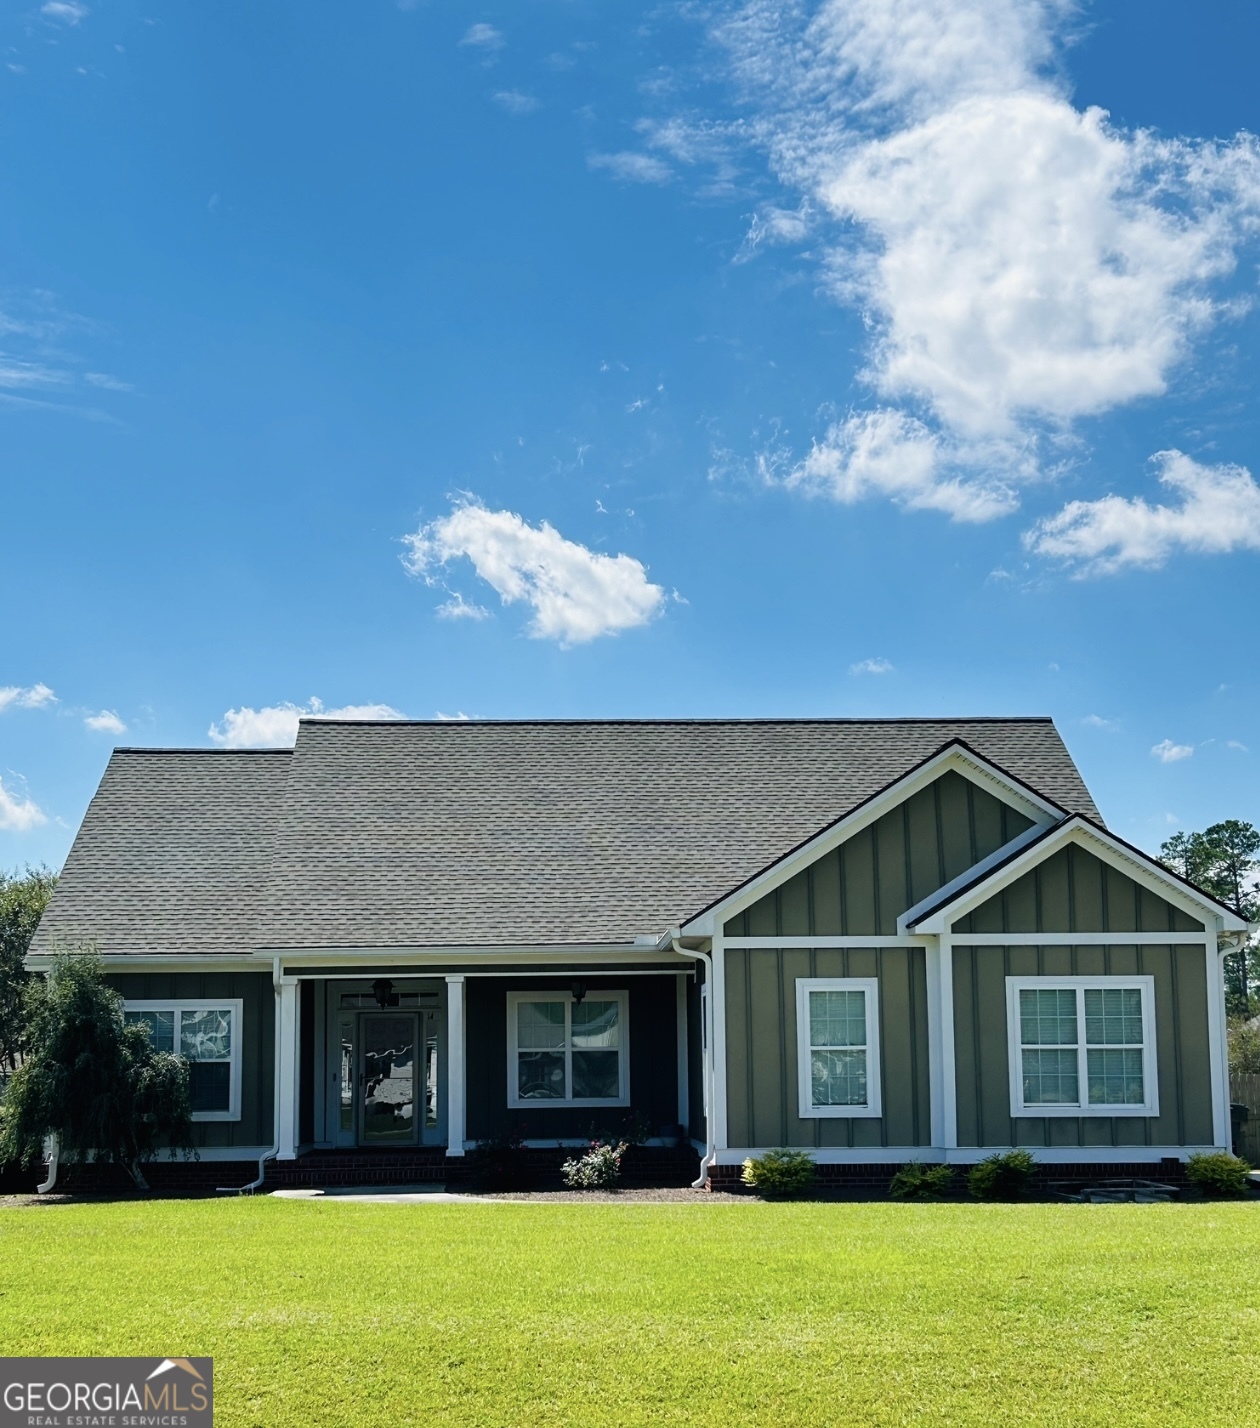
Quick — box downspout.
[36,1134,59,1194]
[672,937,715,1190]
[217,957,283,1195]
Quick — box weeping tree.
[1161,820,1260,1017]
[0,865,57,1078]
[0,951,193,1188]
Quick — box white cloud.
[1151,739,1194,764]
[84,372,133,392]
[41,0,88,23]
[460,23,503,50]
[84,710,126,735]
[435,710,474,721]
[1228,740,1250,752]
[850,656,893,675]
[0,774,46,832]
[208,698,406,749]
[437,592,490,621]
[1081,714,1121,732]
[709,0,1260,509]
[0,682,56,712]
[781,408,1016,521]
[401,500,667,645]
[493,90,539,116]
[1024,450,1260,575]
[587,151,673,185]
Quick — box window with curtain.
[1007,977,1157,1117]
[795,978,882,1118]
[507,991,628,1107]
[123,1001,241,1119]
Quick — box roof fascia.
[680,742,1063,937]
[25,954,265,973]
[252,944,694,965]
[911,817,1248,934]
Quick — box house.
[28,717,1249,1190]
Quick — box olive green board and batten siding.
[726,770,1033,939]
[103,971,275,1149]
[952,943,1213,1148]
[951,845,1212,1148]
[954,843,1204,935]
[724,946,932,1149]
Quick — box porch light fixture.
[371,978,398,1009]
[570,980,587,1006]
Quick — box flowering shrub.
[562,1140,627,1189]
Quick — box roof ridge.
[297,715,1058,728]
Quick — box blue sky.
[4,0,1260,869]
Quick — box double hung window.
[1006,977,1158,1117]
[795,978,881,1118]
[123,1000,242,1120]
[507,991,629,1107]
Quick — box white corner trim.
[1205,939,1230,1150]
[680,744,1061,937]
[913,818,1243,934]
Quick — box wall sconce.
[372,978,398,1009]
[570,980,587,1006]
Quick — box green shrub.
[889,1161,955,1200]
[1186,1151,1252,1199]
[740,1148,815,1198]
[967,1150,1037,1201]
[562,1140,626,1190]
[469,1135,531,1191]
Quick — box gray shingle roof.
[34,718,1100,955]
[31,750,292,957]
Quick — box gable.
[953,842,1204,935]
[725,770,1035,938]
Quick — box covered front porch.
[273,956,706,1170]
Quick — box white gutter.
[217,958,283,1194]
[670,936,715,1190]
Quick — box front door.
[361,1013,418,1145]
[330,1001,444,1148]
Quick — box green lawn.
[1,1197,1257,1426]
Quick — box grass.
[1,1197,1258,1426]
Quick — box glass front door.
[361,1013,418,1145]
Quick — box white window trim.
[1005,976,1158,1119]
[506,990,630,1109]
[124,999,243,1122]
[795,977,882,1120]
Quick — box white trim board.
[910,818,1245,935]
[680,744,1062,938]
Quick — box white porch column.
[445,974,466,1156]
[277,979,300,1160]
